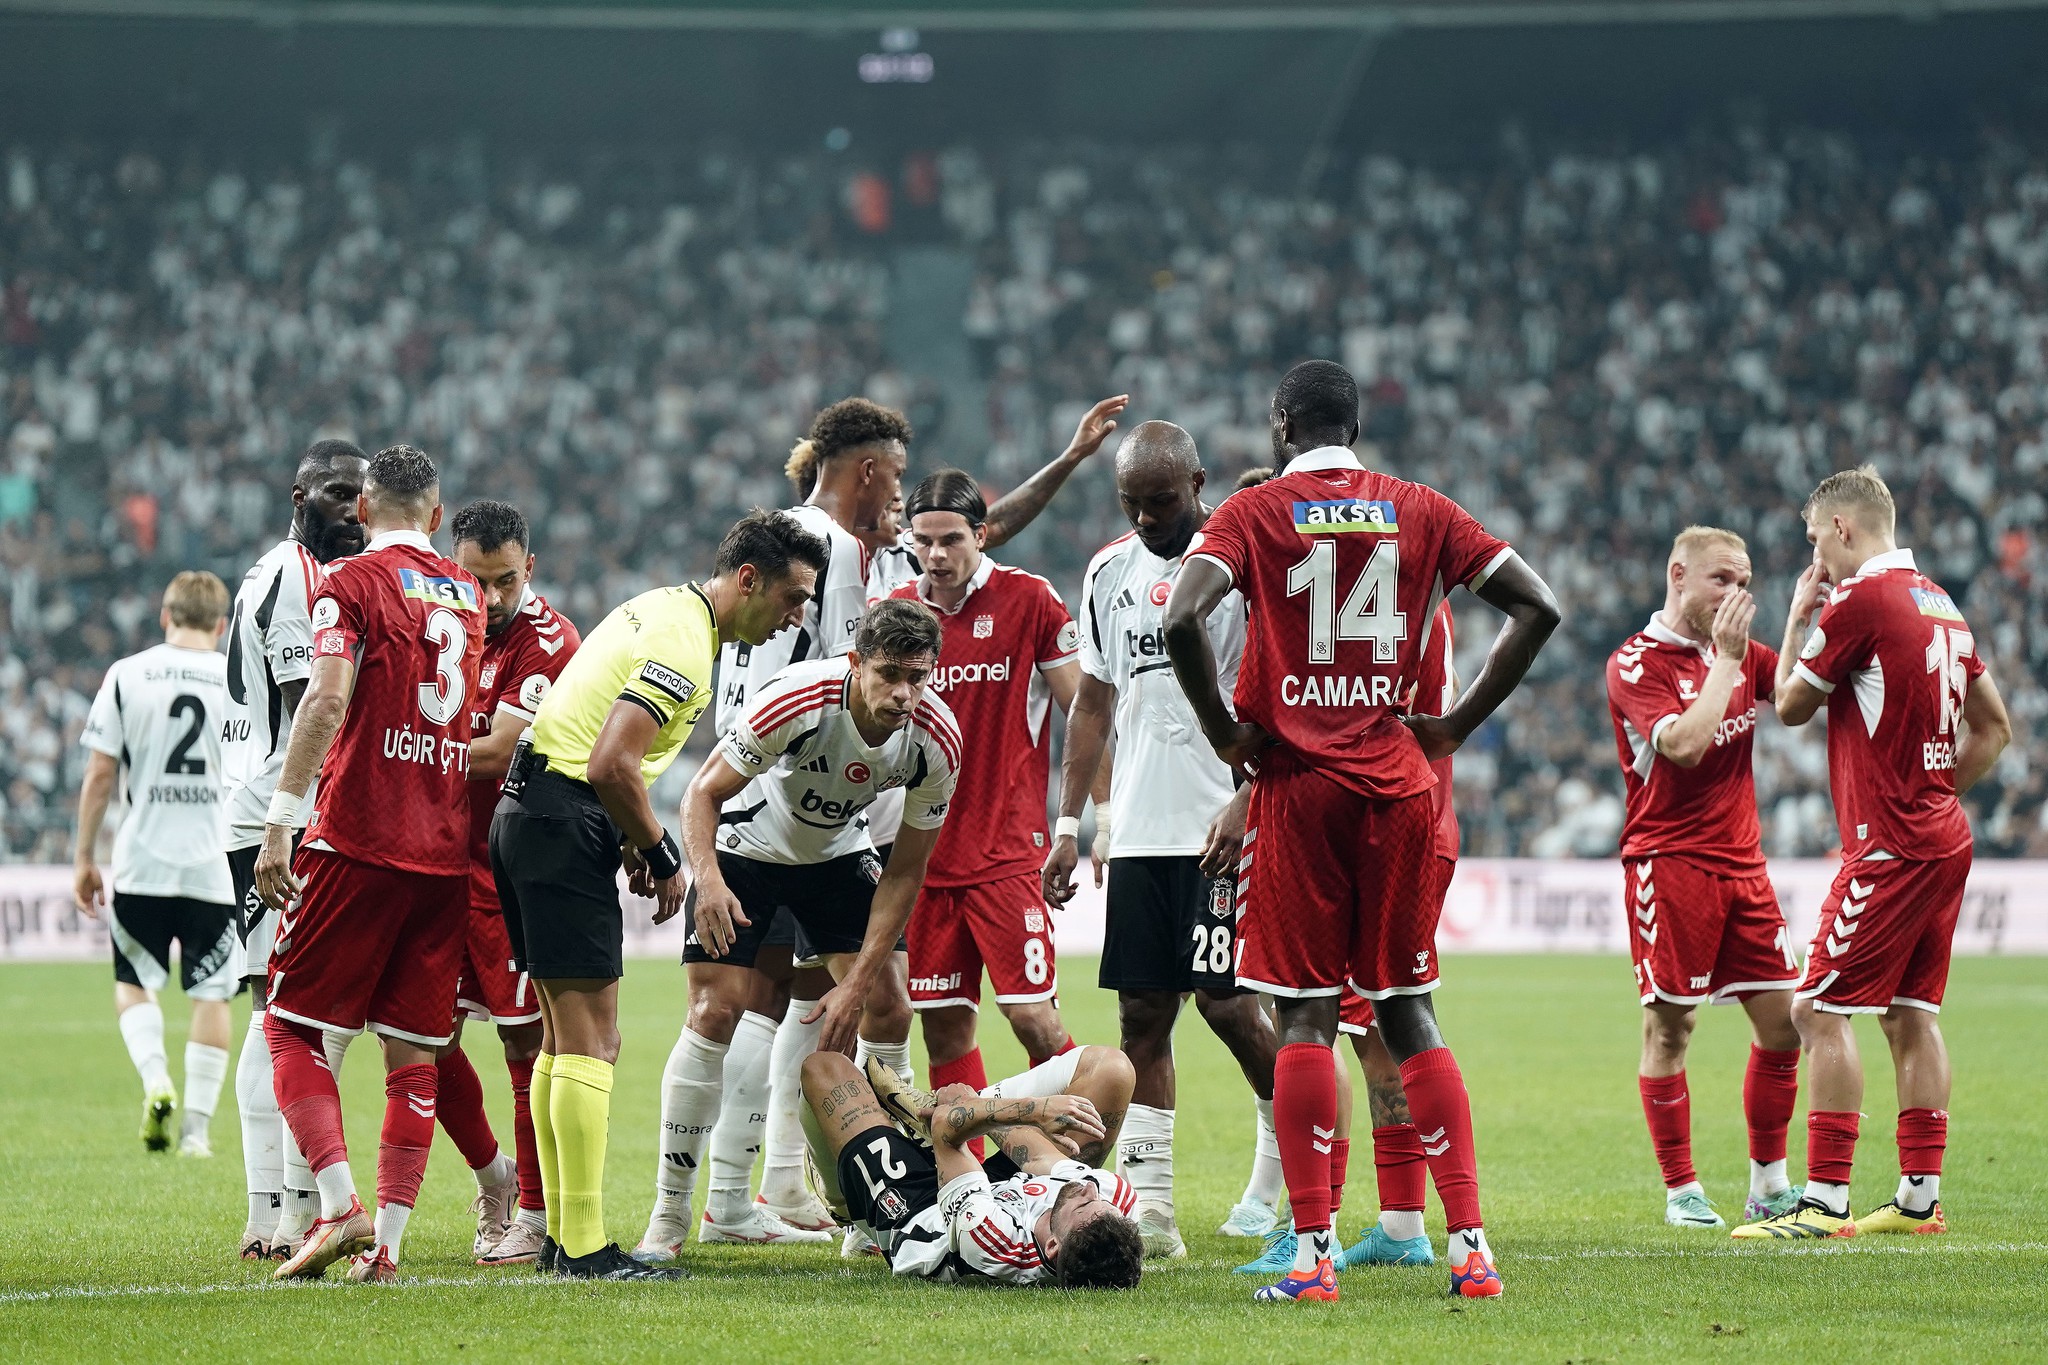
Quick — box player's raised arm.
[1955,669,2011,794]
[254,650,356,910]
[982,394,1128,548]
[1402,553,1560,762]
[1774,563,1832,726]
[1653,589,1756,768]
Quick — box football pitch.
[3,956,2044,1363]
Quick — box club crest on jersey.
[844,760,872,784]
[1149,579,1172,606]
[1292,498,1397,534]
[399,569,479,612]
[973,614,994,639]
[1911,587,1964,622]
[480,663,499,689]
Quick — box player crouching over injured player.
[800,1046,1145,1288]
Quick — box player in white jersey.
[799,1044,1144,1287]
[635,601,963,1264]
[72,573,237,1159]
[1042,423,1283,1258]
[218,439,368,1258]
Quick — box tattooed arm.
[929,1094,1105,1185]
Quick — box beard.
[307,514,364,562]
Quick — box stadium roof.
[4,0,2047,29]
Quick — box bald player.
[1045,422,1280,1258]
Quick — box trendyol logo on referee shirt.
[1292,499,1398,534]
[399,569,480,612]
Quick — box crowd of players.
[68,352,2009,1296]
[8,122,2048,865]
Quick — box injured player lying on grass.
[800,1046,1145,1288]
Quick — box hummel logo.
[1311,1123,1335,1155]
[1636,880,1657,906]
[1638,924,1658,945]
[1618,663,1645,685]
[1111,589,1137,612]
[800,755,831,774]
[407,1097,436,1119]
[1419,1125,1450,1157]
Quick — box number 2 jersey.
[1791,548,1985,862]
[303,529,485,876]
[888,1160,1137,1284]
[81,643,234,902]
[1186,446,1512,800]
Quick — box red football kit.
[268,529,484,1046]
[891,557,1078,1008]
[1791,549,1982,1014]
[1605,614,1799,1007]
[1188,447,1509,1000]
[456,590,579,1027]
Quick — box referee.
[490,511,827,1280]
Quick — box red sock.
[1638,1072,1697,1189]
[378,1063,440,1214]
[1371,1124,1427,1213]
[1328,1137,1352,1215]
[929,1050,990,1159]
[265,1013,348,1175]
[507,1056,542,1212]
[1743,1046,1800,1164]
[1027,1036,1077,1071]
[1399,1047,1483,1233]
[435,1046,501,1172]
[1896,1108,1947,1177]
[1807,1109,1861,1186]
[1273,1042,1337,1236]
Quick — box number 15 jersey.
[303,529,484,876]
[1187,446,1511,800]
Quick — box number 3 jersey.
[1187,446,1511,800]
[1791,548,1985,862]
[81,643,234,902]
[303,529,485,876]
[890,1160,1137,1284]
[715,658,961,866]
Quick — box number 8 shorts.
[1099,856,1245,994]
[906,872,1055,1010]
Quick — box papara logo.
[1292,499,1397,534]
[928,659,1011,691]
[399,570,479,611]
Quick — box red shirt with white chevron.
[1605,613,1777,875]
[1792,547,1984,861]
[468,589,580,903]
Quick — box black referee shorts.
[491,769,625,981]
[683,848,883,969]
[1099,855,1246,994]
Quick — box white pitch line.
[8,1242,2048,1304]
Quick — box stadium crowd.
[3,122,2045,861]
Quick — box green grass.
[3,956,2046,1362]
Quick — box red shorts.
[456,891,541,1026]
[1339,854,1456,1035]
[907,871,1055,1010]
[1236,759,1438,999]
[1797,852,1970,1015]
[1626,855,1799,1007]
[266,848,468,1047]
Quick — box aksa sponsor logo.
[399,569,480,612]
[1292,498,1397,534]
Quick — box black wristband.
[641,830,683,881]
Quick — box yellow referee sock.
[532,1052,559,1244]
[550,1053,615,1259]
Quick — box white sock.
[1750,1158,1790,1200]
[1379,1209,1426,1242]
[373,1202,411,1260]
[855,1037,914,1085]
[516,1205,547,1234]
[1666,1179,1705,1200]
[1118,1104,1175,1214]
[236,1013,282,1228]
[983,1048,1084,1100]
[476,1150,517,1190]
[1243,1099,1285,1208]
[183,1041,229,1136]
[705,1012,778,1225]
[653,1028,729,1219]
[314,1162,357,1220]
[279,1030,348,1222]
[760,999,825,1207]
[283,1117,315,1196]
[321,1029,351,1076]
[1449,1226,1492,1263]
[1806,1180,1850,1215]
[118,1002,173,1094]
[276,1188,320,1244]
[1292,1226,1336,1272]
[1897,1173,1939,1214]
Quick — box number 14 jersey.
[1187,446,1511,800]
[303,529,484,876]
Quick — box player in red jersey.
[1605,527,1804,1232]
[889,470,1084,1107]
[421,501,583,1266]
[253,446,486,1283]
[1735,467,2010,1241]
[1165,361,1558,1301]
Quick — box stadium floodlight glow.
[857,51,934,83]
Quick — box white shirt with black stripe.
[220,536,323,849]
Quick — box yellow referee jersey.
[526,583,719,785]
